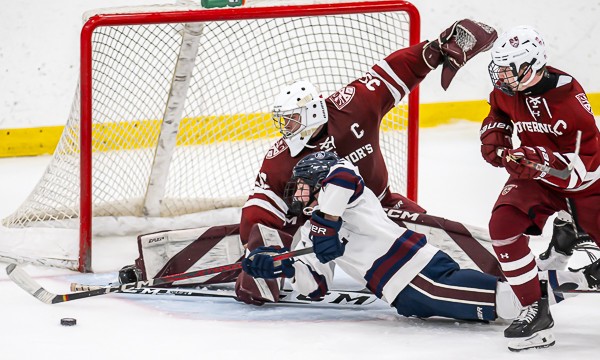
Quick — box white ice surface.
[1,122,599,359]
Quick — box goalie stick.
[497,130,582,180]
[6,247,313,305]
[69,283,380,307]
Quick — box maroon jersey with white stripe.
[486,66,600,195]
[240,42,432,242]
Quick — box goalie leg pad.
[235,271,281,306]
[135,225,244,286]
[235,224,294,305]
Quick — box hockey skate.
[505,280,555,352]
[537,217,593,271]
[580,258,600,288]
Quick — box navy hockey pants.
[392,251,498,321]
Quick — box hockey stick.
[69,283,380,306]
[497,130,582,180]
[552,282,600,294]
[6,247,313,305]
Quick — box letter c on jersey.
[351,123,364,139]
[552,120,567,135]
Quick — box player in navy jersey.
[235,19,499,305]
[480,25,600,350]
[240,152,599,328]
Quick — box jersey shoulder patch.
[329,86,356,110]
[575,93,594,115]
[266,138,288,159]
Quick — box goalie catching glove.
[423,19,498,90]
[241,246,295,279]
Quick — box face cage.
[488,61,534,96]
[283,178,319,216]
[273,108,306,139]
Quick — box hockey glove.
[437,19,498,90]
[310,210,345,264]
[502,146,558,179]
[480,116,513,167]
[242,246,295,279]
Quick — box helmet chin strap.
[515,59,537,89]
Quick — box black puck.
[60,318,77,326]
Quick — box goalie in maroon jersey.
[480,25,600,350]
[235,19,499,305]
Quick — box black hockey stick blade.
[6,247,313,304]
[552,282,600,293]
[69,283,380,306]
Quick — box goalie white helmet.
[272,80,328,157]
[488,26,548,95]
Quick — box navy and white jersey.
[290,160,437,303]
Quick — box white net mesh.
[3,5,414,233]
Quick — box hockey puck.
[60,318,77,326]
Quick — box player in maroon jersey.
[480,25,600,351]
[235,19,499,305]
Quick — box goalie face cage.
[2,0,420,272]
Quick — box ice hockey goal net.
[2,0,420,271]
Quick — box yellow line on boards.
[1,93,599,158]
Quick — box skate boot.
[582,258,600,289]
[538,217,591,271]
[505,280,555,352]
[118,264,143,284]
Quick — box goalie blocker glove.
[241,246,295,279]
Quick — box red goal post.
[2,0,420,272]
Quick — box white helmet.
[488,26,548,95]
[272,80,328,157]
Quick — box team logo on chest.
[575,93,594,115]
[330,86,356,110]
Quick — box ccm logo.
[311,225,327,235]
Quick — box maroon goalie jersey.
[240,43,432,242]
[486,66,600,196]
